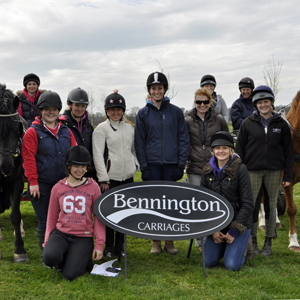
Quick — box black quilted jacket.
[201,156,254,233]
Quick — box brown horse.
[283,90,300,252]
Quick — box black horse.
[0,83,28,262]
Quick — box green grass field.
[0,172,300,300]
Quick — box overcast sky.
[1,0,300,113]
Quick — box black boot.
[35,230,45,254]
[261,237,272,256]
[252,236,260,255]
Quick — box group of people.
[17,70,293,280]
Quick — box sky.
[1,0,300,114]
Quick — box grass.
[0,172,300,300]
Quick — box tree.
[154,57,178,99]
[262,55,283,100]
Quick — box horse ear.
[13,95,20,110]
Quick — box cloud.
[1,0,300,112]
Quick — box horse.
[281,90,300,252]
[0,83,28,262]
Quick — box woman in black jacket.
[235,85,294,256]
[201,131,253,271]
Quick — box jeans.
[147,164,177,181]
[202,229,251,271]
[43,229,94,281]
[30,182,54,231]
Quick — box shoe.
[163,241,178,255]
[150,240,162,255]
[252,236,260,255]
[105,251,115,258]
[261,237,272,256]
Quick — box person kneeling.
[201,132,253,271]
[42,145,105,281]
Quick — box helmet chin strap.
[68,169,84,181]
[70,108,84,119]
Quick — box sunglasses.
[195,100,210,105]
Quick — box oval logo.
[94,181,234,240]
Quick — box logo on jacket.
[273,128,281,134]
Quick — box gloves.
[142,169,152,181]
[172,167,184,181]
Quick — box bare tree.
[154,57,178,99]
[88,89,106,127]
[262,55,283,100]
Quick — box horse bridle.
[279,109,300,138]
[0,97,23,159]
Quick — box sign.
[94,181,234,240]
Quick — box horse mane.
[0,83,19,135]
[286,90,300,119]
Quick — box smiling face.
[241,87,252,99]
[69,102,87,119]
[68,165,87,180]
[149,84,165,101]
[195,95,211,117]
[106,107,123,122]
[26,81,39,95]
[213,145,231,164]
[256,99,273,119]
[202,84,215,95]
[40,107,60,126]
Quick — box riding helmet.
[211,131,234,148]
[238,77,255,90]
[67,87,89,105]
[104,89,126,112]
[65,145,91,166]
[252,85,274,104]
[146,72,168,92]
[37,91,62,110]
[200,75,216,87]
[23,73,40,87]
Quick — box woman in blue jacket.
[135,71,190,255]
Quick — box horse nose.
[0,157,15,176]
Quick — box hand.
[100,183,109,192]
[212,231,224,244]
[30,184,40,199]
[92,250,103,260]
[223,232,235,244]
[282,181,290,187]
[172,167,184,181]
[142,169,152,181]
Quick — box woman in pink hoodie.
[42,145,106,281]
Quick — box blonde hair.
[194,88,215,104]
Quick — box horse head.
[0,84,22,177]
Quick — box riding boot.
[245,237,254,261]
[163,241,178,255]
[150,240,162,255]
[36,230,45,254]
[252,236,260,255]
[261,237,272,256]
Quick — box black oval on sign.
[94,181,234,240]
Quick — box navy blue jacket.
[230,95,254,130]
[135,98,190,171]
[31,123,71,184]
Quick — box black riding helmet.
[211,131,234,148]
[104,89,126,114]
[37,91,62,110]
[238,77,255,91]
[23,73,40,87]
[67,87,89,105]
[65,145,91,166]
[146,72,168,93]
[200,74,216,87]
